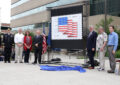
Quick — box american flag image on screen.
[58,17,78,37]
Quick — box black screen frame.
[51,5,86,49]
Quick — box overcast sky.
[0,0,11,23]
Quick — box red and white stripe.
[42,34,47,54]
[69,22,78,37]
[58,25,68,32]
[58,19,78,38]
[64,20,73,35]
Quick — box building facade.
[11,0,120,33]
[11,0,86,34]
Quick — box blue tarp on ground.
[40,65,86,73]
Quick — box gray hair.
[89,25,94,29]
[99,26,104,30]
[18,28,22,31]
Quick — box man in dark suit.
[33,30,43,64]
[3,28,14,63]
[87,26,97,69]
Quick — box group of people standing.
[87,25,119,74]
[2,25,119,74]
[3,28,46,64]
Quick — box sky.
[0,0,11,23]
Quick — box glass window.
[11,0,79,20]
[90,0,120,16]
[11,0,29,8]
[45,22,49,27]
[34,23,43,28]
[12,22,51,31]
[12,24,34,31]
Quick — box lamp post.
[104,0,107,32]
[47,7,52,62]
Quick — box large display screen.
[51,5,86,49]
[52,13,82,40]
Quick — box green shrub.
[115,30,120,50]
[115,50,120,58]
[95,17,113,34]
[96,17,120,51]
[105,50,120,58]
[105,51,109,57]
[29,32,35,40]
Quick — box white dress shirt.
[14,33,24,44]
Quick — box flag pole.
[43,23,45,34]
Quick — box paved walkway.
[0,53,120,85]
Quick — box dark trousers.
[34,49,42,64]
[87,50,95,68]
[24,49,30,63]
[4,47,12,62]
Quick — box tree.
[96,17,120,51]
[95,17,114,34]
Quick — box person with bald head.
[32,29,43,64]
[14,28,24,63]
[87,25,97,69]
[96,27,107,71]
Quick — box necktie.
[88,32,92,37]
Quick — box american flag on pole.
[58,17,78,37]
[42,33,47,54]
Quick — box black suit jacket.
[87,31,97,50]
[33,35,43,50]
[3,33,14,48]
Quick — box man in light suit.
[87,26,97,69]
[96,27,107,71]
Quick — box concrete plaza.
[0,53,120,85]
